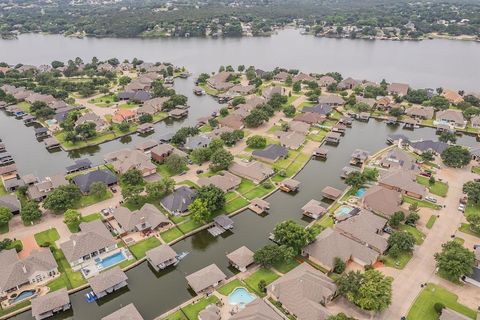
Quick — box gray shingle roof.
[146,244,177,267]
[31,288,70,318]
[0,194,21,213]
[252,144,288,161]
[230,298,282,320]
[160,186,197,213]
[112,203,170,232]
[226,246,254,269]
[185,264,226,293]
[72,169,117,194]
[102,303,144,320]
[88,267,128,295]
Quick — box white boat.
[176,251,189,260]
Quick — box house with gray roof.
[104,149,156,177]
[185,134,211,150]
[197,171,241,192]
[226,246,254,272]
[230,298,282,320]
[405,106,435,120]
[361,185,406,218]
[409,140,448,155]
[262,86,282,100]
[317,94,344,106]
[102,303,144,320]
[31,288,70,320]
[65,158,92,174]
[0,249,58,299]
[276,131,305,150]
[27,174,68,201]
[267,263,336,320]
[111,203,171,235]
[436,109,466,128]
[199,304,221,320]
[252,144,288,163]
[59,220,117,271]
[302,104,333,116]
[72,169,118,194]
[146,244,178,272]
[379,169,427,199]
[0,194,21,214]
[337,77,359,90]
[294,112,326,124]
[88,267,128,298]
[160,186,197,215]
[228,160,274,184]
[387,83,409,96]
[381,147,419,173]
[185,264,226,294]
[75,112,108,132]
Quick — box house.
[22,174,38,186]
[104,149,156,177]
[303,228,379,271]
[197,171,241,192]
[0,194,21,214]
[185,134,211,150]
[59,220,117,271]
[75,113,108,132]
[230,298,282,320]
[376,97,392,110]
[150,144,174,163]
[362,186,406,218]
[72,169,117,194]
[146,244,178,272]
[88,267,128,299]
[252,144,288,163]
[302,104,332,116]
[249,198,270,214]
[356,96,376,109]
[229,84,255,95]
[475,246,480,266]
[381,147,419,173]
[325,132,341,145]
[226,246,254,272]
[112,109,137,124]
[405,106,435,120]
[44,137,60,150]
[273,71,289,82]
[228,160,274,184]
[262,86,282,100]
[276,131,305,150]
[293,72,314,82]
[102,303,144,320]
[267,263,337,320]
[207,71,233,91]
[409,140,448,155]
[317,75,336,87]
[135,139,158,153]
[379,170,426,199]
[350,149,370,166]
[442,89,464,105]
[321,186,343,200]
[27,174,68,201]
[65,158,92,174]
[31,288,70,320]
[338,77,359,90]
[138,97,168,115]
[439,308,472,320]
[0,249,58,299]
[436,109,466,128]
[199,304,221,320]
[294,112,326,124]
[111,204,171,235]
[3,179,25,193]
[161,186,197,215]
[169,108,188,119]
[279,178,300,192]
[34,127,50,138]
[317,95,344,106]
[218,114,244,130]
[335,210,389,253]
[289,120,310,135]
[387,83,409,96]
[185,264,226,294]
[302,199,326,220]
[137,123,154,135]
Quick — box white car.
[425,196,437,203]
[458,204,465,212]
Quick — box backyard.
[416,176,449,197]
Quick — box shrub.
[262,181,273,189]
[258,279,267,293]
[434,302,445,314]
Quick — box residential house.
[104,149,156,177]
[102,304,144,320]
[228,160,274,184]
[0,194,21,214]
[470,115,480,129]
[303,228,379,271]
[273,71,289,82]
[199,304,221,320]
[439,308,472,320]
[65,158,92,174]
[289,120,310,135]
[317,95,344,106]
[262,86,282,100]
[3,179,25,193]
[197,171,241,192]
[137,97,168,115]
[151,144,175,164]
[88,267,128,299]
[218,114,244,130]
[226,246,254,272]
[31,288,70,320]
[293,72,314,82]
[317,75,336,87]
[185,264,227,294]
[27,174,68,201]
[362,186,406,218]
[302,104,333,116]
[302,199,326,220]
[267,263,337,320]
[337,77,359,90]
[135,139,158,153]
[379,170,426,199]
[112,109,137,124]
[160,186,197,215]
[59,220,117,271]
[276,131,305,150]
[75,113,108,132]
[350,149,370,166]
[72,169,118,194]
[376,97,392,111]
[111,204,171,235]
[146,244,178,272]
[405,106,435,120]
[381,147,420,173]
[230,298,282,319]
[252,144,288,163]
[442,89,464,105]
[436,109,466,128]
[229,84,255,95]
[409,140,448,155]
[207,72,233,91]
[387,83,409,96]
[185,134,211,150]
[0,249,58,299]
[294,112,326,124]
[356,96,376,109]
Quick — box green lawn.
[34,228,60,246]
[316,215,334,228]
[217,279,245,295]
[177,219,203,234]
[181,296,219,320]
[426,215,437,229]
[272,259,300,274]
[163,310,187,320]
[89,93,116,107]
[157,164,187,178]
[399,224,425,245]
[16,101,31,112]
[224,197,250,214]
[416,176,449,197]
[307,129,328,142]
[161,227,184,243]
[129,237,162,259]
[68,213,104,233]
[471,166,480,175]
[74,191,113,208]
[0,185,7,196]
[243,185,272,200]
[403,196,441,210]
[459,223,480,238]
[464,202,480,216]
[407,283,477,320]
[383,252,412,269]
[51,246,86,289]
[285,153,310,177]
[237,179,257,194]
[0,300,31,318]
[244,268,280,296]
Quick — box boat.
[193,87,205,96]
[176,251,189,260]
[85,291,98,303]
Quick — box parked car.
[196,169,204,174]
[425,196,437,203]
[420,171,432,177]
[458,203,465,212]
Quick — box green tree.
[405,212,420,225]
[246,135,267,149]
[292,81,301,93]
[165,154,187,174]
[466,214,480,233]
[0,207,13,228]
[388,231,415,253]
[434,240,475,281]
[244,108,269,128]
[356,270,392,311]
[209,148,234,172]
[345,171,366,190]
[219,107,229,117]
[253,244,295,267]
[462,181,480,204]
[333,257,346,274]
[43,185,82,212]
[63,209,82,231]
[121,184,145,206]
[118,76,131,86]
[283,105,296,117]
[441,146,471,168]
[146,178,175,199]
[121,169,144,186]
[89,181,108,199]
[197,185,225,212]
[189,198,212,222]
[138,113,153,124]
[439,131,457,143]
[273,220,316,253]
[21,201,42,224]
[327,313,356,320]
[421,151,435,162]
[118,121,130,133]
[189,147,212,164]
[389,211,405,228]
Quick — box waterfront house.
[470,115,480,129]
[111,204,171,235]
[378,170,426,199]
[102,303,144,320]
[0,194,21,214]
[350,149,370,166]
[302,228,379,271]
[72,169,118,194]
[0,249,58,300]
[289,120,310,135]
[43,137,60,150]
[317,94,345,106]
[104,149,156,177]
[249,198,270,214]
[229,299,281,319]
[276,131,305,150]
[387,83,409,96]
[356,96,376,109]
[441,89,464,105]
[279,178,300,192]
[185,264,226,294]
[405,106,435,120]
[150,144,174,164]
[161,186,197,215]
[197,171,241,192]
[88,267,127,299]
[169,108,188,119]
[34,128,49,138]
[75,113,108,132]
[229,84,255,95]
[361,186,406,218]
[138,97,168,115]
[185,134,211,150]
[436,109,466,128]
[65,158,92,174]
[3,178,25,193]
[302,104,332,116]
[380,147,419,173]
[218,114,245,130]
[59,220,117,271]
[31,288,70,320]
[112,109,137,124]
[207,71,234,91]
[464,267,480,289]
[252,144,288,163]
[199,304,221,320]
[137,123,154,135]
[376,97,392,110]
[146,244,178,272]
[27,174,68,201]
[262,86,282,100]
[313,147,328,159]
[301,199,326,220]
[0,163,17,180]
[321,186,343,200]
[294,112,326,124]
[267,263,337,320]
[228,160,274,184]
[135,139,158,153]
[409,140,448,156]
[325,132,341,145]
[226,246,254,272]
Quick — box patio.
[80,248,134,279]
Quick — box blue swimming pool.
[355,187,367,197]
[228,287,255,306]
[96,251,126,269]
[10,290,36,304]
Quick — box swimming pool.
[228,287,255,306]
[9,290,36,304]
[355,187,367,197]
[335,205,354,220]
[96,251,126,269]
